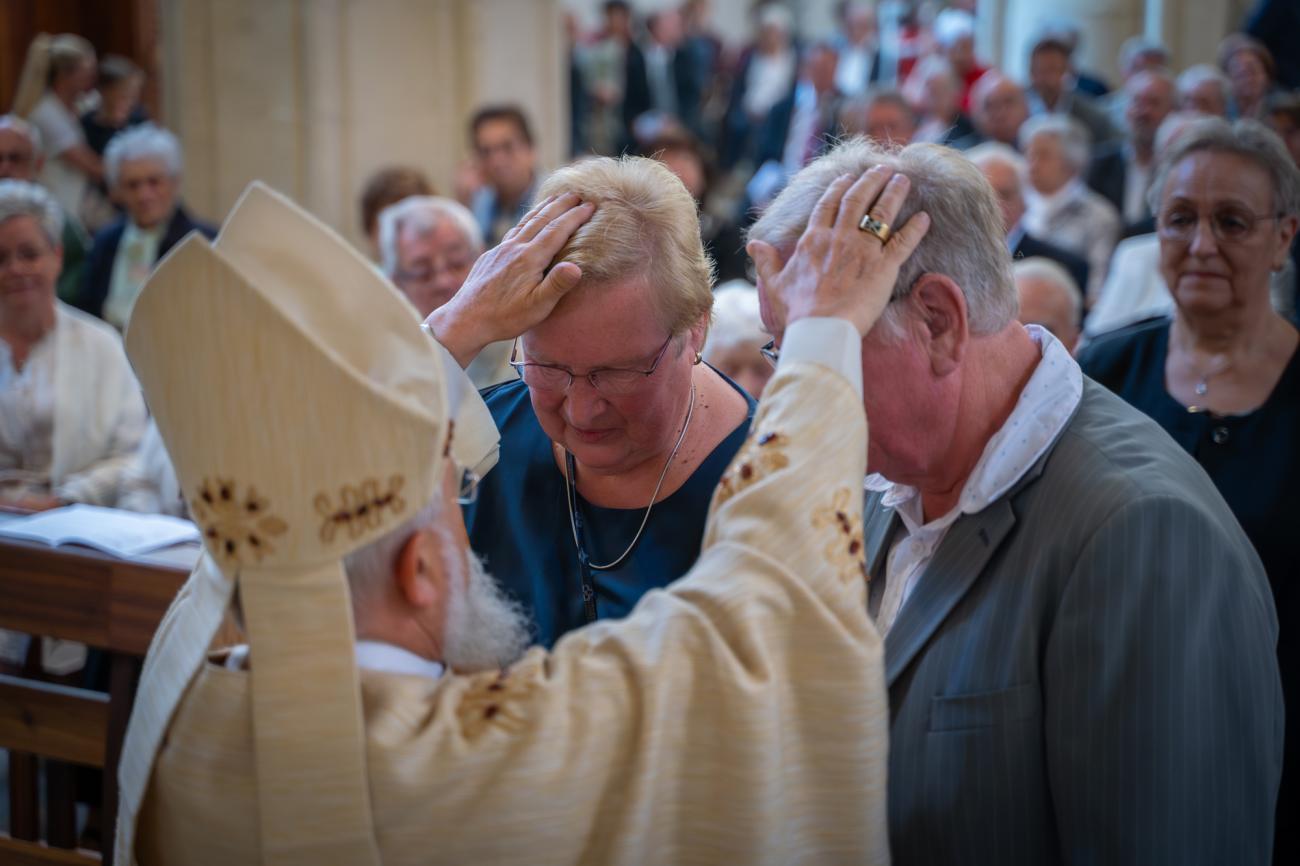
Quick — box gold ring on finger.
[858,214,891,243]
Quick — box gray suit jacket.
[867,380,1283,865]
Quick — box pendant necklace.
[564,383,697,621]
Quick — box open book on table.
[0,504,200,558]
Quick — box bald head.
[1014,258,1081,350]
[972,74,1029,147]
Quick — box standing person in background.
[623,9,703,142]
[931,9,986,113]
[833,1,883,99]
[82,125,216,330]
[1246,0,1300,90]
[722,3,797,169]
[1219,34,1277,122]
[79,55,149,233]
[1079,118,1299,864]
[469,105,539,248]
[1086,70,1178,231]
[0,115,89,306]
[12,34,103,231]
[1025,31,1118,147]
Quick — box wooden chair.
[0,532,192,865]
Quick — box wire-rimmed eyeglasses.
[509,335,675,396]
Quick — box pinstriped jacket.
[866,380,1283,866]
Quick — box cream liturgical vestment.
[116,184,889,865]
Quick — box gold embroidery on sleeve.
[716,430,791,505]
[812,487,870,585]
[191,478,289,566]
[456,661,541,741]
[314,475,407,543]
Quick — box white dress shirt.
[0,329,57,498]
[1121,145,1153,226]
[866,326,1082,634]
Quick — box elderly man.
[377,195,514,388]
[1177,64,1231,117]
[117,178,909,864]
[957,71,1029,150]
[468,105,539,247]
[1013,256,1081,349]
[747,136,1283,865]
[967,141,1090,297]
[1087,70,1178,228]
[0,114,90,302]
[82,124,215,329]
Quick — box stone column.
[161,0,565,248]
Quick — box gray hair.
[933,9,974,49]
[704,281,766,358]
[377,195,484,278]
[1147,116,1300,217]
[965,141,1027,177]
[1118,36,1169,76]
[1012,256,1081,325]
[0,114,42,154]
[104,124,183,189]
[748,137,1017,338]
[1019,113,1092,173]
[343,498,441,614]
[1176,64,1230,107]
[0,179,63,245]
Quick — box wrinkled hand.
[747,165,931,340]
[426,192,595,366]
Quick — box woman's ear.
[1274,215,1299,271]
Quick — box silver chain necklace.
[564,382,696,572]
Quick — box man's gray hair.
[1019,113,1092,174]
[965,141,1027,178]
[105,124,183,189]
[0,179,63,245]
[748,137,1017,338]
[377,195,485,278]
[343,498,441,613]
[1176,64,1230,106]
[1012,256,1081,325]
[0,114,42,155]
[1118,36,1169,76]
[1147,116,1300,218]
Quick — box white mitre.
[114,182,498,866]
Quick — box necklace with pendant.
[564,383,697,621]
[1188,355,1232,413]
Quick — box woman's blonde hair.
[12,33,95,118]
[537,155,714,335]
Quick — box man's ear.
[394,528,448,611]
[907,274,969,376]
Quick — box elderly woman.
[1078,117,1299,865]
[1021,113,1121,304]
[0,179,144,511]
[428,156,754,647]
[702,280,773,397]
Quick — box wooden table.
[0,512,199,865]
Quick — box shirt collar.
[1028,178,1083,221]
[865,325,1083,533]
[354,640,445,680]
[1006,221,1026,252]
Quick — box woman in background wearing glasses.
[1078,117,1298,866]
[430,155,754,648]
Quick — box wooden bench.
[0,520,197,865]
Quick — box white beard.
[442,554,532,673]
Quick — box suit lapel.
[884,498,1018,686]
